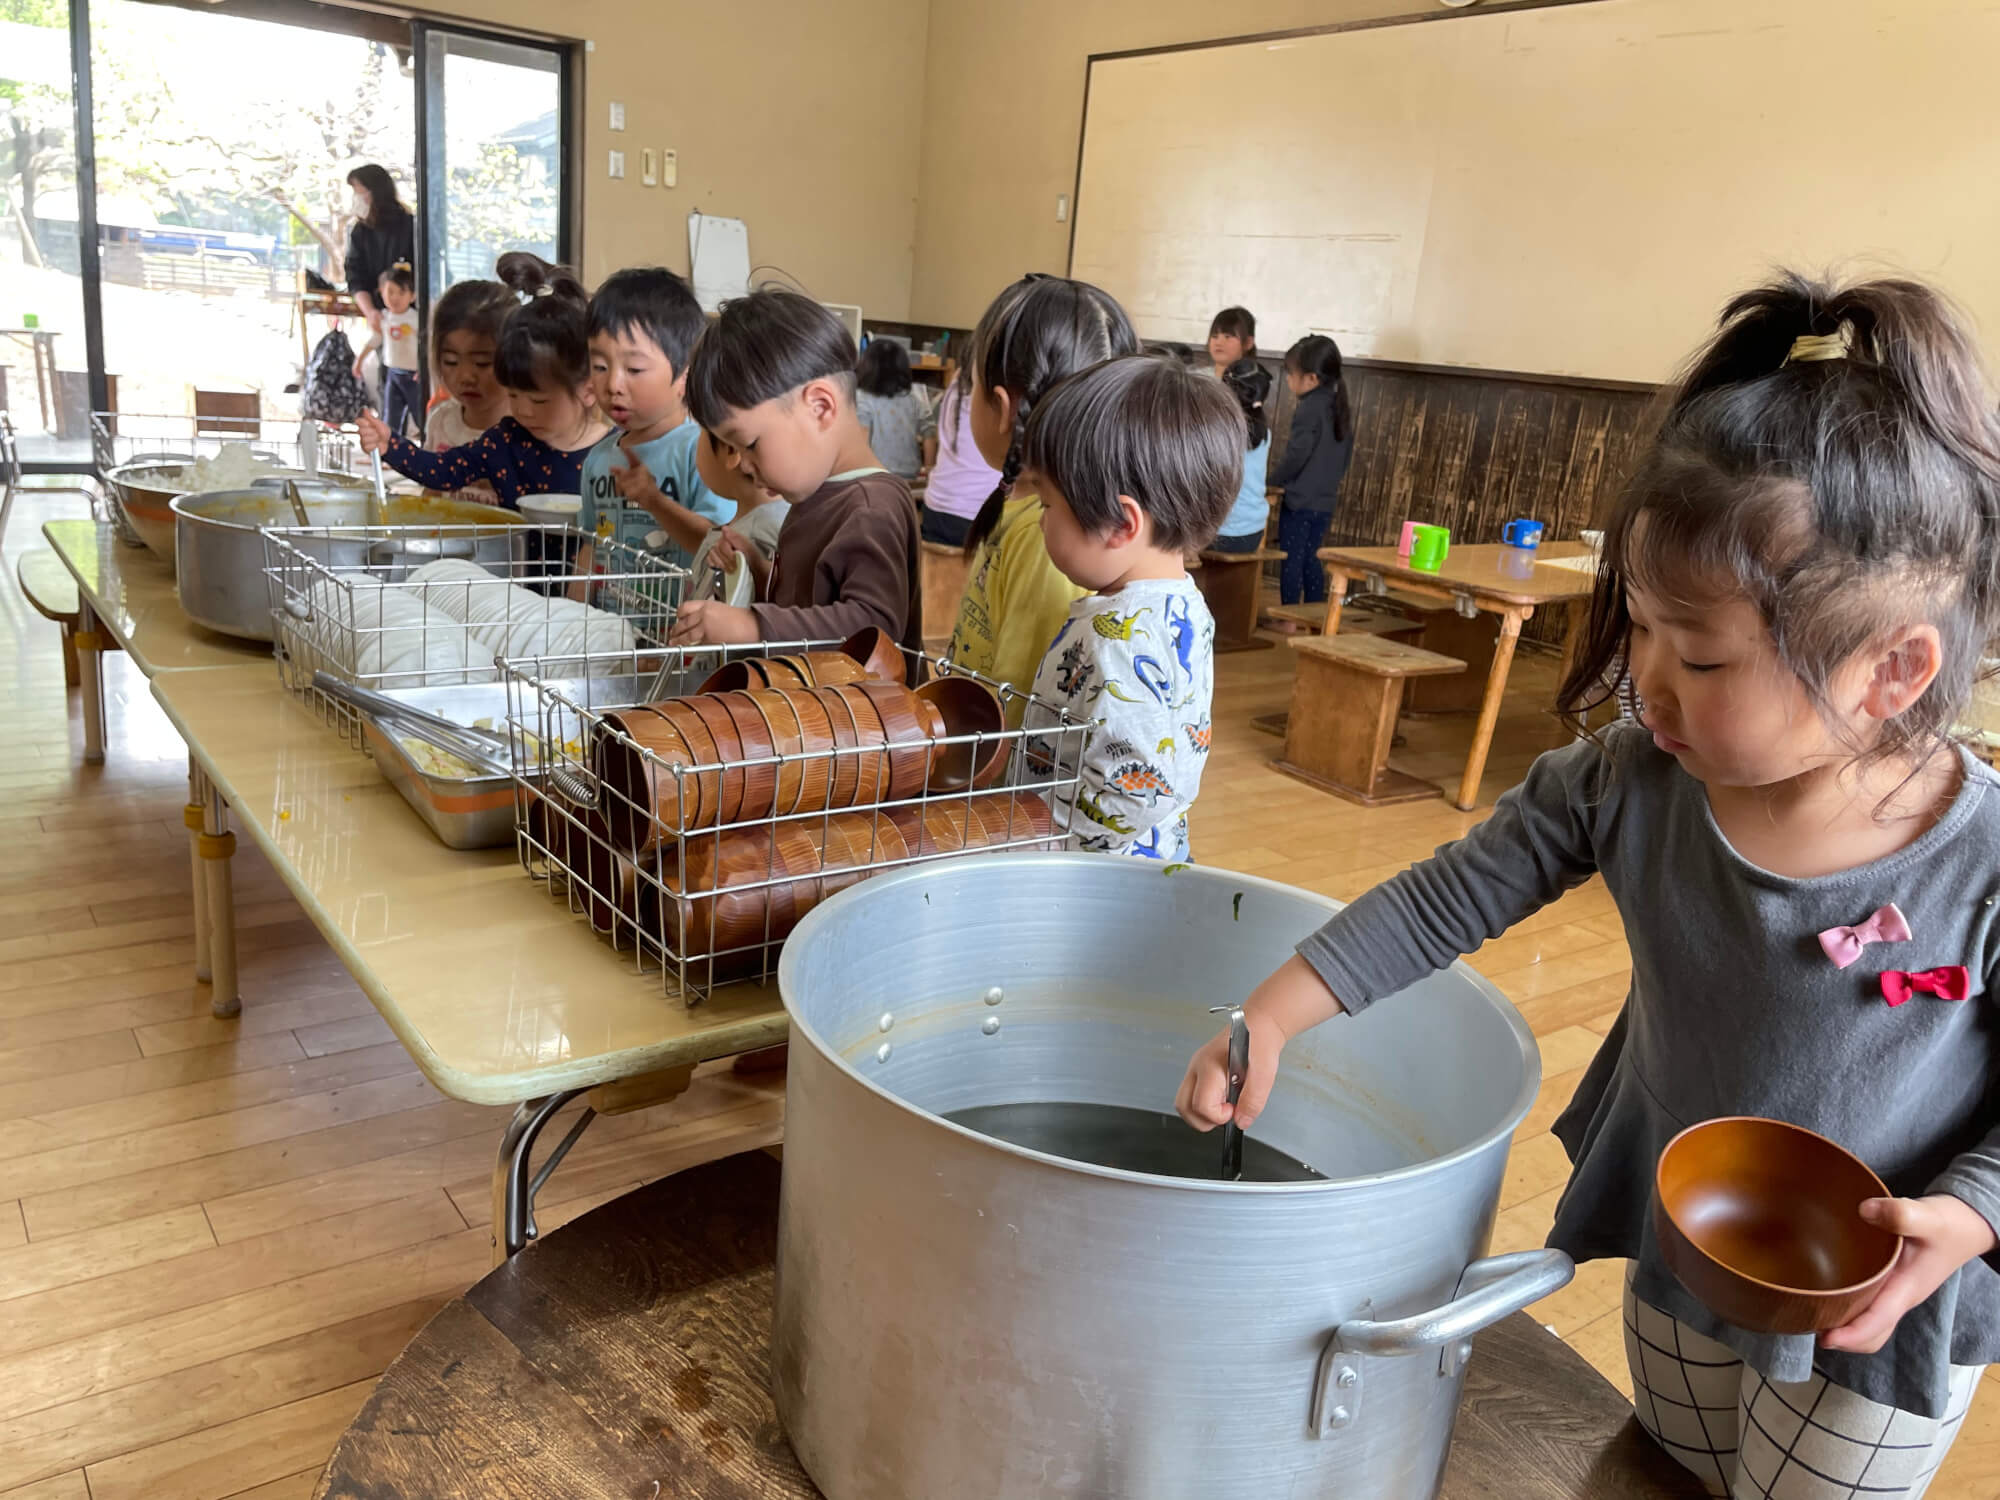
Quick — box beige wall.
[438,0,929,319]
[909,1,1410,328]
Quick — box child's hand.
[1819,1194,1998,1353]
[355,412,392,455]
[670,599,758,647]
[1175,954,1346,1131]
[709,526,764,572]
[612,452,663,505]
[1176,1006,1292,1131]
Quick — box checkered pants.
[1624,1270,1980,1498]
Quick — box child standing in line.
[695,430,790,572]
[576,266,734,578]
[915,377,1002,548]
[423,279,513,450]
[669,290,919,658]
[356,253,610,506]
[945,276,1138,712]
[1269,334,1354,606]
[854,339,930,479]
[1021,356,1242,862]
[1180,274,2000,1500]
[1204,305,1257,378]
[352,263,422,440]
[1209,358,1274,553]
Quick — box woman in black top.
[1269,335,1356,606]
[344,164,415,331]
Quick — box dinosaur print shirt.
[1023,576,1216,862]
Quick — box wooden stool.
[1194,546,1283,652]
[1251,606,1421,737]
[17,548,82,687]
[1276,634,1465,805]
[317,1151,1706,1499]
[919,540,969,656]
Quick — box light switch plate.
[640,148,657,187]
[608,149,626,179]
[1056,193,1069,222]
[662,148,678,189]
[608,101,625,131]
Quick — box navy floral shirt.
[381,417,595,508]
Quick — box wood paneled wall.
[1331,361,1658,551]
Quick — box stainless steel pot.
[172,486,524,640]
[774,854,1571,1500]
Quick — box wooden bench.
[1275,633,1466,805]
[918,539,969,657]
[16,548,82,687]
[1193,545,1282,652]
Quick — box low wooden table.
[1315,543,1596,809]
[318,1153,1705,1499]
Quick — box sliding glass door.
[1,0,91,462]
[415,25,572,300]
[11,1,576,471]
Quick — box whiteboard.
[1069,0,2000,383]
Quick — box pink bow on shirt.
[1880,966,1971,1007]
[1818,903,1912,969]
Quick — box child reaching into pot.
[1179,273,2000,1499]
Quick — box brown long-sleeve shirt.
[750,469,922,662]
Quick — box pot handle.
[1309,1248,1574,1439]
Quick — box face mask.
[350,192,368,218]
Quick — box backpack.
[301,328,370,424]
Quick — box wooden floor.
[0,493,1995,1497]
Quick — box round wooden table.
[317,1152,1705,1498]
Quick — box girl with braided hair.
[943,276,1138,718]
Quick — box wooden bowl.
[697,660,758,695]
[811,687,862,809]
[963,790,1056,846]
[569,807,640,938]
[594,709,693,851]
[839,625,906,685]
[815,686,886,807]
[1653,1117,1902,1334]
[798,651,869,687]
[742,689,808,817]
[656,701,725,832]
[715,692,779,824]
[761,656,811,689]
[764,654,818,688]
[916,676,1008,792]
[856,683,934,799]
[682,694,747,829]
[780,689,836,819]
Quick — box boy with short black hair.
[670,289,920,658]
[1019,355,1243,861]
[577,267,732,578]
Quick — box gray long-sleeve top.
[1297,723,2000,1417]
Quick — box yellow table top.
[42,519,269,676]
[150,664,788,1105]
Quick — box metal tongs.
[310,672,515,779]
[1210,1004,1250,1181]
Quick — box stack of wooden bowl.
[528,628,1059,969]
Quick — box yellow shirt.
[946,494,1087,721]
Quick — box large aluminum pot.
[774,854,1571,1500]
[172,486,528,640]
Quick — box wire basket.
[501,641,1098,1005]
[89,411,366,549]
[264,524,689,746]
[90,411,365,477]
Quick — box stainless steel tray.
[356,679,639,849]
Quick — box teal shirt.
[578,419,735,566]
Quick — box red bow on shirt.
[1880,966,1971,1006]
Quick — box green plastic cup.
[1409,524,1450,572]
